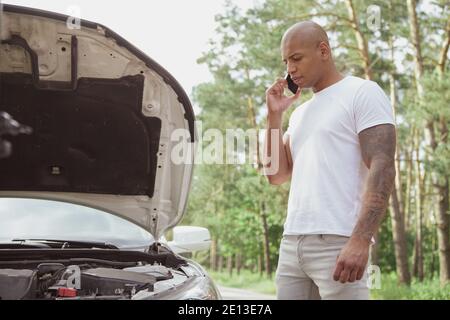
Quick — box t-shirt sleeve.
[353,81,395,134]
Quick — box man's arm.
[263,78,300,185]
[333,123,396,283]
[263,115,293,185]
[353,124,397,242]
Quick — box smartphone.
[285,74,299,94]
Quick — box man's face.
[281,37,323,89]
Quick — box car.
[0,4,220,300]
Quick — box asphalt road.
[217,286,276,300]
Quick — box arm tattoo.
[353,124,396,243]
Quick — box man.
[263,21,396,300]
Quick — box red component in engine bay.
[57,287,77,297]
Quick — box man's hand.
[266,78,301,115]
[263,78,299,183]
[333,236,370,283]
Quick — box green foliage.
[376,213,440,279]
[376,213,397,273]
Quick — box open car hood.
[0,4,197,239]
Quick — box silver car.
[0,4,220,300]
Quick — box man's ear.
[318,41,330,60]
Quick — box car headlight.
[157,276,221,300]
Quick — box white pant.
[275,234,369,300]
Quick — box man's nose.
[287,62,296,74]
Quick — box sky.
[2,0,260,112]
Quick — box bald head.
[281,21,329,50]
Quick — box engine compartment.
[0,261,183,300]
[0,247,194,300]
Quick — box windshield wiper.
[10,239,118,249]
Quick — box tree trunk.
[260,201,272,278]
[430,120,450,286]
[210,238,217,271]
[388,40,411,284]
[407,0,424,95]
[235,253,242,276]
[434,9,450,287]
[436,15,450,77]
[404,132,415,232]
[344,0,372,79]
[390,186,411,285]
[414,128,424,281]
[227,255,233,277]
[218,255,224,273]
[257,254,263,277]
[436,180,450,285]
[430,209,437,280]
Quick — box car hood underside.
[0,4,197,239]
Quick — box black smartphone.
[285,74,299,94]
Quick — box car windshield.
[0,198,154,248]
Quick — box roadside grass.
[370,272,450,300]
[207,269,276,295]
[207,269,450,299]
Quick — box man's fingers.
[287,87,302,102]
[274,78,286,90]
[339,266,351,283]
[267,78,291,96]
[276,83,284,93]
[349,269,358,283]
[356,267,365,281]
[267,84,281,96]
[276,78,287,86]
[333,260,344,281]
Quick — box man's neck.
[312,69,344,93]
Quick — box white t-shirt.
[283,75,395,237]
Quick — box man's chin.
[297,79,311,89]
[300,83,312,89]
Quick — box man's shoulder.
[343,76,388,104]
[345,75,386,92]
[343,75,371,90]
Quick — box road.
[217,286,276,300]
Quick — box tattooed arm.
[354,124,397,242]
[333,124,396,283]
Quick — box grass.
[370,272,450,300]
[207,269,276,295]
[207,269,450,299]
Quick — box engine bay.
[0,248,193,300]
